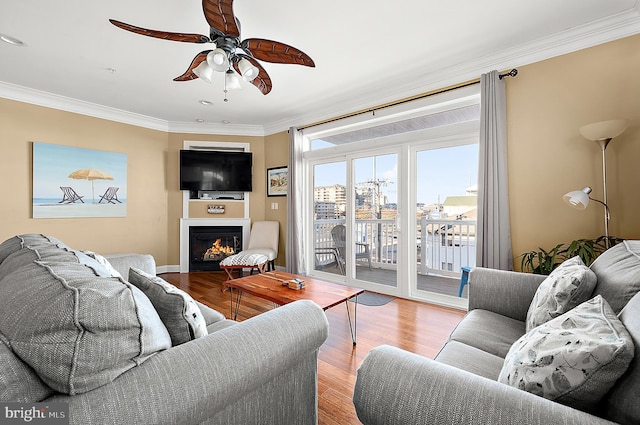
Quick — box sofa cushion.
[0,333,53,403]
[104,253,157,277]
[18,234,67,249]
[525,256,596,331]
[128,268,208,346]
[0,243,114,282]
[448,309,526,358]
[499,295,634,411]
[0,244,76,280]
[0,236,24,264]
[435,341,505,381]
[0,260,171,395]
[590,240,640,314]
[0,234,67,265]
[601,291,640,424]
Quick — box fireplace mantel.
[180,218,251,273]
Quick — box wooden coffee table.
[222,271,364,345]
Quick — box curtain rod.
[298,69,518,131]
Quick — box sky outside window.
[313,143,477,205]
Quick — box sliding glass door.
[353,153,398,288]
[413,144,478,300]
[303,84,481,306]
[311,161,347,276]
[309,151,400,295]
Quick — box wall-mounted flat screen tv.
[180,150,252,192]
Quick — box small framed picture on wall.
[267,166,288,197]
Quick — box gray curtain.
[476,70,513,270]
[286,127,306,274]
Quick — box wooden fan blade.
[202,0,240,37]
[233,56,272,95]
[109,19,210,43]
[173,51,212,81]
[242,39,315,67]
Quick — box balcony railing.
[314,218,476,276]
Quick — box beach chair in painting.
[59,187,84,204]
[97,187,122,204]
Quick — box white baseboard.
[157,264,180,274]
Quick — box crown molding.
[2,4,640,138]
[0,82,170,132]
[263,4,640,135]
[0,81,266,136]
[167,121,265,136]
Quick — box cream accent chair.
[241,221,280,271]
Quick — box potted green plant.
[518,236,621,275]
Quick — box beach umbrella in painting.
[68,168,113,203]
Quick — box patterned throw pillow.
[499,295,634,410]
[526,256,596,331]
[128,268,208,346]
[82,250,123,278]
[220,252,268,267]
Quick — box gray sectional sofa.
[0,234,329,424]
[354,241,640,424]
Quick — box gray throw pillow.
[0,234,69,265]
[128,268,208,346]
[0,333,53,402]
[590,240,640,314]
[0,260,171,395]
[499,295,634,410]
[602,291,640,423]
[0,236,24,265]
[526,256,596,331]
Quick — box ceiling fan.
[109,0,315,97]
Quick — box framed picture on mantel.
[267,166,288,197]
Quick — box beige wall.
[507,33,640,263]
[2,33,638,271]
[264,131,290,268]
[0,99,170,263]
[0,101,274,268]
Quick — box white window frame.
[300,85,481,308]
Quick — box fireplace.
[189,226,242,271]
[180,218,250,273]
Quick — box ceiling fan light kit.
[207,48,229,71]
[193,62,214,83]
[225,70,242,91]
[109,0,315,99]
[238,58,259,82]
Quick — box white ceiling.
[1,1,639,135]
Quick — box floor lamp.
[563,119,628,249]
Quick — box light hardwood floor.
[160,271,466,425]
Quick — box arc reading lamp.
[563,119,628,249]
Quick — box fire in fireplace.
[189,226,242,271]
[203,239,235,261]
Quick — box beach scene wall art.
[33,142,127,218]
